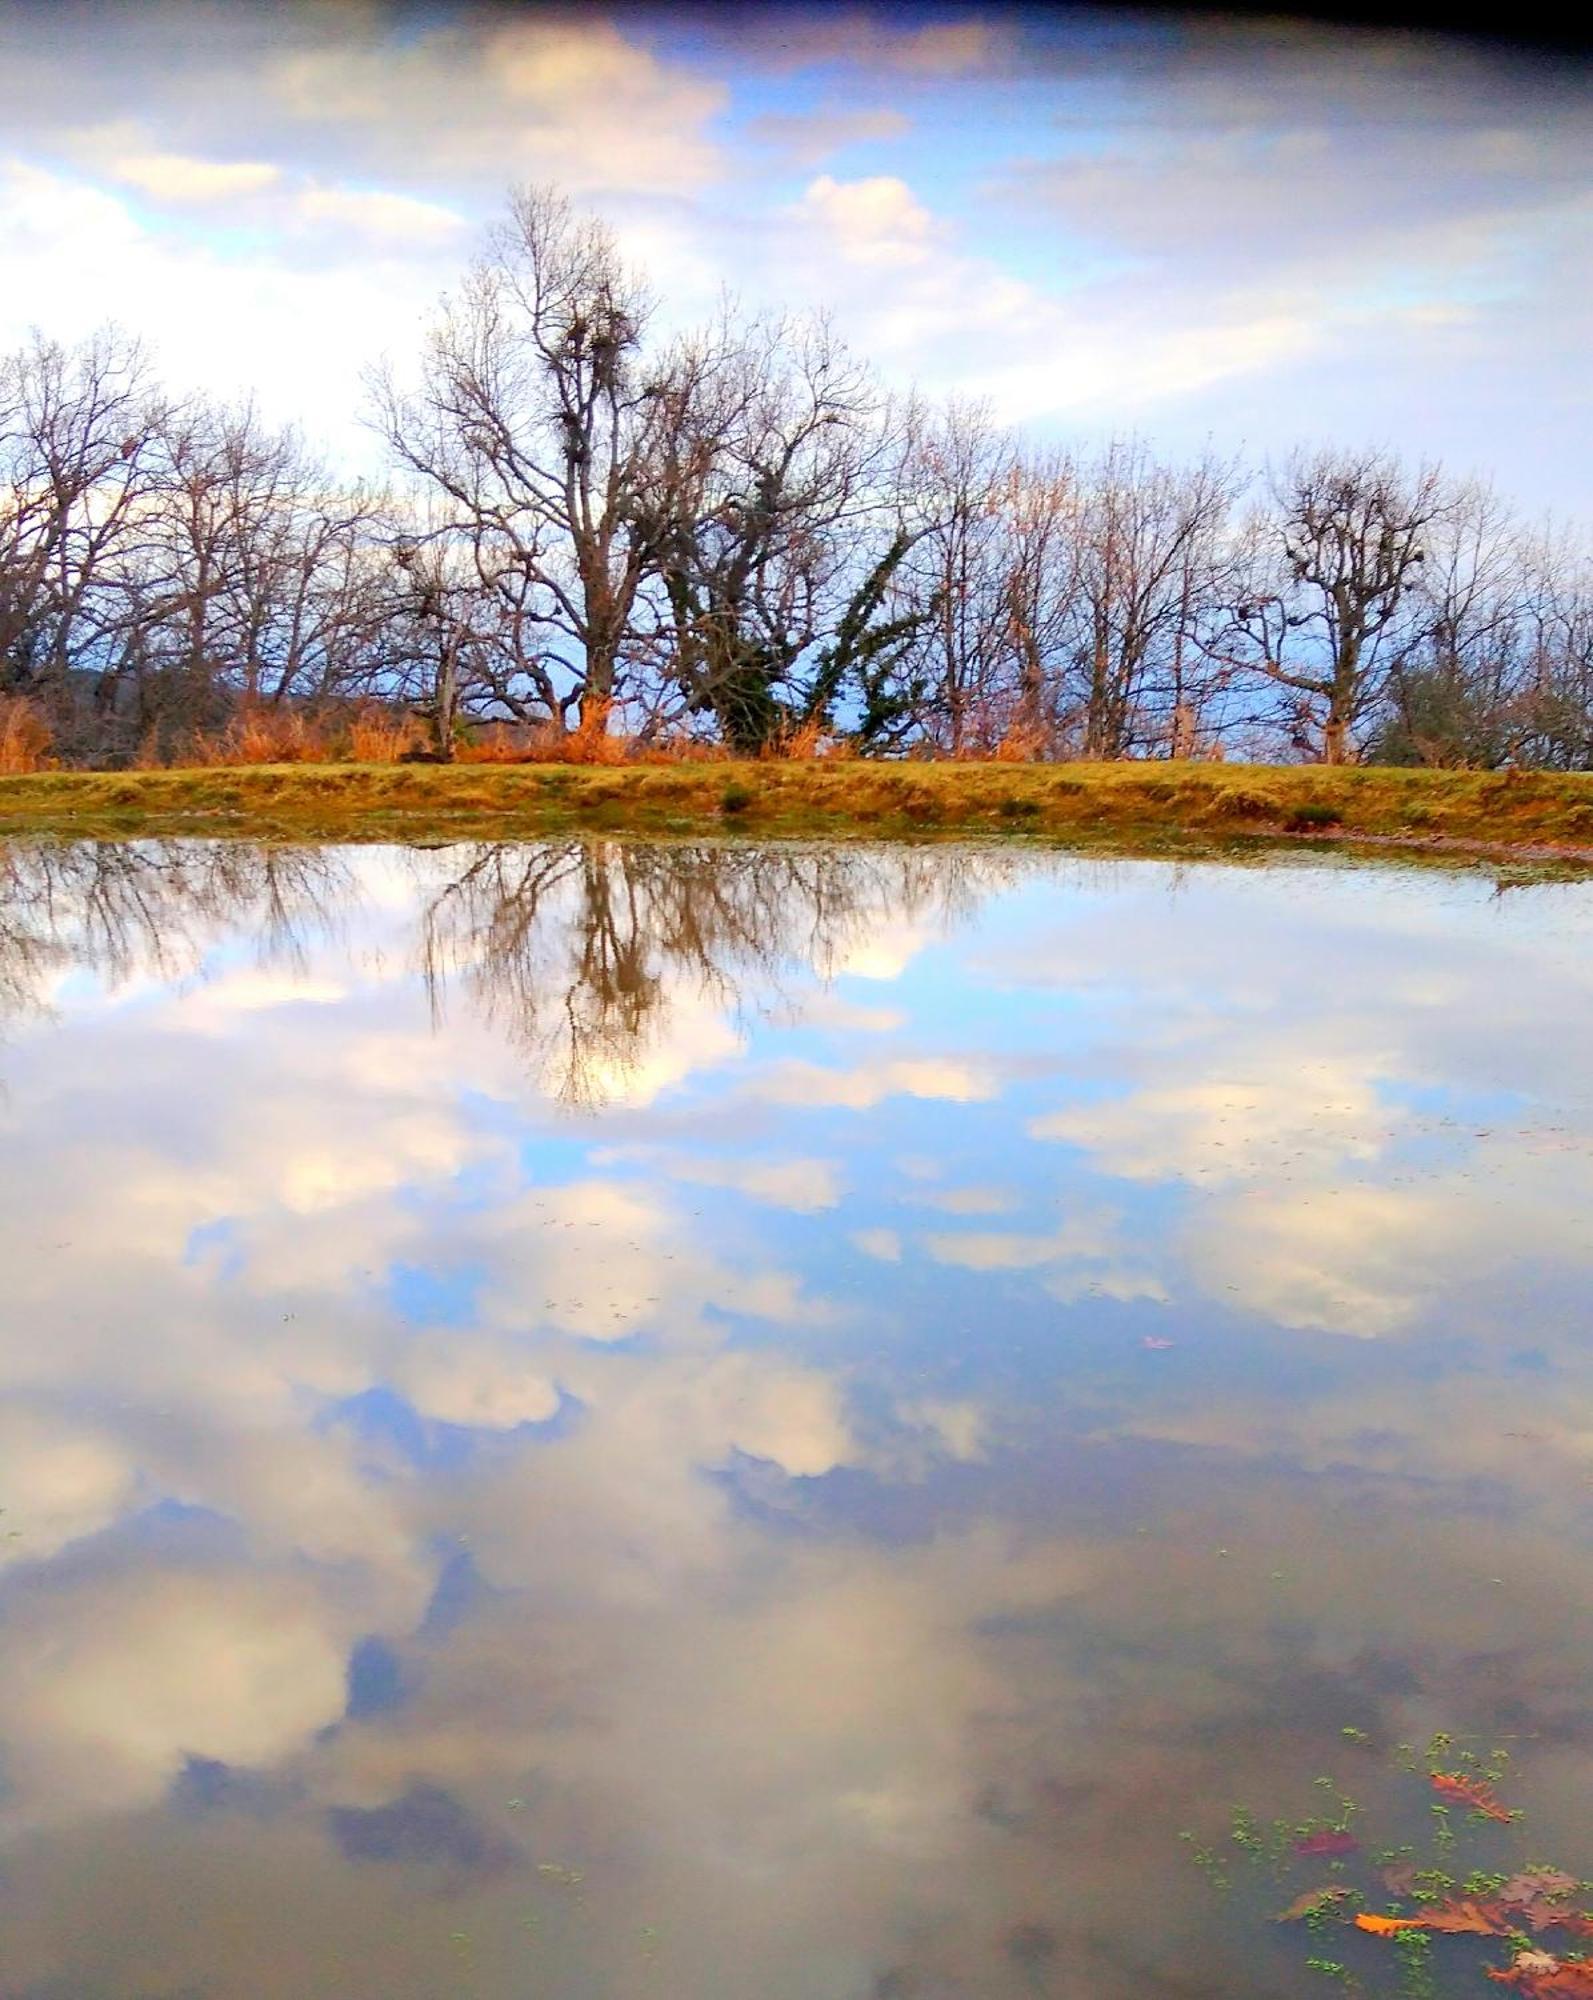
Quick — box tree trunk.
[432,630,458,762]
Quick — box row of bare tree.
[4,184,1590,767]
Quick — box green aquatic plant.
[1191,1736,1592,1999]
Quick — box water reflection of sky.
[0,839,1589,1999]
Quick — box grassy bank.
[2,760,1592,866]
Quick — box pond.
[0,838,1589,1999]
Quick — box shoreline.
[2,761,1591,873]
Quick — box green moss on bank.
[1,760,1591,869]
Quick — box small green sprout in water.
[1178,1830,1230,1891]
[1481,1745,1514,1784]
[1304,1960,1353,1984]
[1306,1890,1363,1933]
[1392,1927,1435,2000]
[1340,1726,1370,1745]
[1427,1731,1454,1760]
[1230,1807,1265,1860]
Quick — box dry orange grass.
[758,715,831,761]
[456,700,720,767]
[347,706,423,762]
[0,697,54,774]
[191,705,339,766]
[992,719,1049,762]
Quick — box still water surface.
[0,839,1590,1999]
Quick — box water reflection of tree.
[0,840,349,1026]
[2,835,1032,1107]
[414,840,1021,1109]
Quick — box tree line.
[3,184,1589,769]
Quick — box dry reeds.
[992,719,1049,762]
[758,715,831,761]
[189,705,338,766]
[0,697,55,774]
[348,706,424,763]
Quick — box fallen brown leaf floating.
[1276,1887,1353,1923]
[1505,1872,1580,1902]
[1431,1771,1517,1822]
[1502,1870,1585,1932]
[1486,1953,1593,1996]
[1413,1897,1516,1936]
[1294,1829,1358,1857]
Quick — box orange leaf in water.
[1355,1913,1430,1935]
[1431,1771,1516,1821]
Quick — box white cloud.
[1031,1054,1401,1187]
[922,1204,1168,1302]
[263,13,727,197]
[0,160,444,466]
[796,173,939,267]
[391,1334,561,1430]
[0,1566,351,1821]
[0,1408,139,1567]
[112,150,281,201]
[295,184,467,243]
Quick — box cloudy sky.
[1,1,1588,512]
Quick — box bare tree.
[371,184,667,734]
[105,403,397,751]
[1062,439,1242,759]
[1229,447,1448,764]
[1370,481,1534,767]
[3,194,1589,775]
[897,400,1019,754]
[0,328,168,737]
[1514,524,1593,770]
[1000,447,1081,754]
